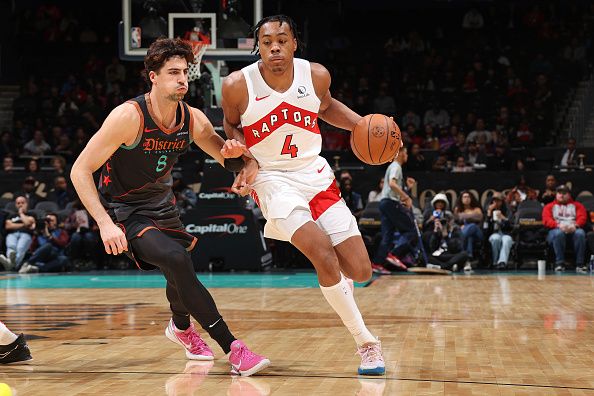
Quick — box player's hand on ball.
[220,139,248,158]
[99,222,128,255]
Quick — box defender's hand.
[99,221,128,255]
[231,158,259,196]
[220,139,248,158]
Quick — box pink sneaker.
[165,319,214,360]
[228,340,270,376]
[357,341,385,376]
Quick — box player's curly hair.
[144,37,194,83]
[250,15,304,56]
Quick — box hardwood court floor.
[1,273,594,395]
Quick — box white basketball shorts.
[250,156,361,246]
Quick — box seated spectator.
[539,174,557,205]
[372,82,396,116]
[25,158,41,175]
[367,178,384,203]
[432,153,449,171]
[486,193,513,270]
[447,132,467,160]
[451,156,473,173]
[0,196,36,271]
[464,141,487,169]
[557,137,583,169]
[172,172,197,215]
[64,200,101,269]
[543,184,587,272]
[51,155,68,177]
[13,176,43,209]
[400,110,421,130]
[423,193,469,271]
[466,118,491,144]
[423,102,450,129]
[19,213,69,273]
[340,178,363,218]
[2,156,14,173]
[437,126,455,152]
[46,176,74,209]
[454,190,484,267]
[23,130,52,156]
[421,125,439,150]
[404,144,426,171]
[505,175,538,212]
[488,144,512,171]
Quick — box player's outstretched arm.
[312,63,362,131]
[70,103,139,255]
[189,107,247,170]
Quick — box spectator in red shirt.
[542,184,587,272]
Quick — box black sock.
[172,312,191,331]
[204,317,236,354]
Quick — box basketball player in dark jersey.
[71,38,269,377]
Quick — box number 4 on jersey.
[281,134,299,158]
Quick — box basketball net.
[188,41,208,82]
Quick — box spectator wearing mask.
[543,184,587,272]
[0,196,36,271]
[486,193,513,270]
[19,213,69,273]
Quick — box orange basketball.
[350,114,402,165]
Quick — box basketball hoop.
[188,41,208,82]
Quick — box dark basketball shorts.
[115,214,197,270]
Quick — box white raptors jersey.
[240,58,322,171]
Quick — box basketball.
[350,114,402,165]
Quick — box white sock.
[0,321,18,345]
[320,277,376,346]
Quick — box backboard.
[119,0,261,61]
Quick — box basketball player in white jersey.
[222,15,395,375]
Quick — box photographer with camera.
[18,213,70,273]
[486,192,513,270]
[422,193,469,271]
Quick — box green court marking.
[0,272,369,289]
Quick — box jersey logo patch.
[297,85,309,98]
[255,95,270,101]
[144,127,159,133]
